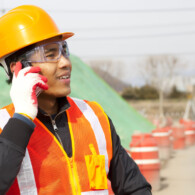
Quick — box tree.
[121,85,159,100]
[87,59,128,92]
[139,55,184,124]
[168,85,187,99]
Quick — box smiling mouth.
[58,75,70,79]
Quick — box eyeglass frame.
[18,40,70,63]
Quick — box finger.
[31,85,38,105]
[32,74,48,90]
[14,62,22,77]
[31,82,49,104]
[38,74,48,83]
[31,83,48,104]
[37,82,49,90]
[24,66,41,76]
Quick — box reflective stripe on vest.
[0,97,112,194]
[72,97,109,174]
[81,189,108,195]
[0,109,11,129]
[0,108,38,194]
[17,151,38,195]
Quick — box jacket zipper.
[46,110,66,148]
[51,119,64,148]
[48,112,80,194]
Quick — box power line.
[4,7,195,14]
[70,31,195,41]
[77,52,195,59]
[47,7,195,13]
[63,22,195,31]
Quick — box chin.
[40,88,71,98]
[56,88,71,97]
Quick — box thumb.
[14,62,22,77]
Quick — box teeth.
[59,75,69,79]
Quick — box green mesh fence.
[0,55,155,148]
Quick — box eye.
[45,48,59,59]
[46,53,55,58]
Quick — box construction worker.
[0,5,151,195]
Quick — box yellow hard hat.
[0,5,74,59]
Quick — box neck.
[38,95,58,115]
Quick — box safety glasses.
[19,40,70,63]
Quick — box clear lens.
[43,43,61,61]
[62,41,69,57]
[20,40,69,63]
[25,48,43,62]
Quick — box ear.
[10,62,16,73]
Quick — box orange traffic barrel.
[184,128,195,146]
[172,124,185,150]
[152,127,172,163]
[165,117,173,127]
[129,133,161,191]
[180,119,195,146]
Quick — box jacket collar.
[37,96,70,118]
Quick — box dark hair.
[4,44,35,84]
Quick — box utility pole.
[183,81,195,121]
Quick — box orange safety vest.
[0,97,113,195]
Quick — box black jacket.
[0,97,152,195]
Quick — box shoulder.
[0,103,14,116]
[0,104,14,133]
[68,96,105,113]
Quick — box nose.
[58,55,72,70]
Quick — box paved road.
[152,145,195,195]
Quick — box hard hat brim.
[0,31,74,59]
[61,32,74,40]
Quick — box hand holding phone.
[21,60,43,97]
[10,62,48,120]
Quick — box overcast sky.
[1,0,195,85]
